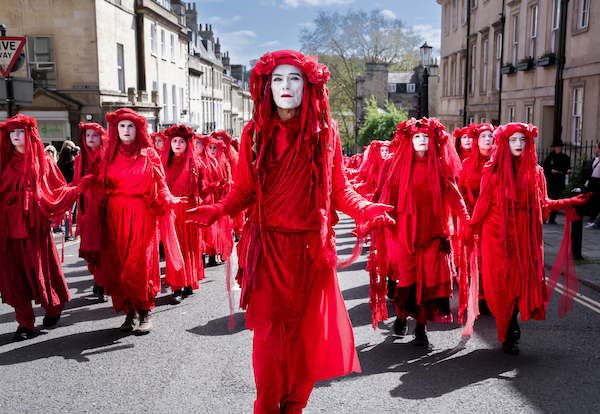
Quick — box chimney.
[186,2,198,28]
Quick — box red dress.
[0,152,80,328]
[220,116,364,388]
[102,146,171,313]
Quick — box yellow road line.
[553,285,600,314]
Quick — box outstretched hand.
[364,203,396,227]
[570,192,593,206]
[186,204,222,227]
[169,196,188,205]
[76,174,98,193]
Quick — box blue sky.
[192,0,441,68]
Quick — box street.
[1,214,600,413]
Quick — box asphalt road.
[1,214,599,413]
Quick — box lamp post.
[420,42,432,119]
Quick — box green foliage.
[564,154,591,196]
[357,96,407,148]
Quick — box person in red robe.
[101,108,183,334]
[73,122,107,301]
[376,117,469,345]
[453,125,472,162]
[161,124,204,304]
[151,131,166,157]
[187,50,393,413]
[0,114,92,340]
[466,123,590,354]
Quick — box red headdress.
[76,122,107,179]
[151,131,167,156]
[383,117,461,228]
[461,123,495,204]
[103,108,152,164]
[161,124,200,196]
[454,124,473,160]
[211,129,238,171]
[248,49,335,263]
[0,114,47,205]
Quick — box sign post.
[0,28,27,118]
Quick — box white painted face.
[460,135,473,150]
[9,129,25,149]
[171,136,187,157]
[380,146,390,159]
[118,120,137,145]
[271,64,304,110]
[209,143,218,157]
[478,130,494,151]
[85,129,102,151]
[508,132,527,156]
[412,133,430,153]
[194,139,203,155]
[154,135,165,151]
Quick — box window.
[525,106,533,124]
[151,24,156,55]
[117,43,124,93]
[495,33,502,90]
[482,39,488,92]
[170,34,175,62]
[461,57,466,94]
[161,30,166,59]
[572,87,583,145]
[470,44,476,94]
[508,106,515,123]
[529,6,538,58]
[180,87,184,114]
[480,117,485,124]
[444,62,448,96]
[512,14,519,65]
[179,43,184,68]
[578,0,590,29]
[172,85,177,122]
[152,81,157,91]
[453,0,458,30]
[463,0,468,24]
[469,116,474,125]
[445,3,450,35]
[28,36,56,89]
[473,0,478,7]
[551,0,560,53]
[452,60,457,96]
[407,83,416,93]
[163,83,168,123]
[388,84,397,92]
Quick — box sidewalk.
[543,212,600,293]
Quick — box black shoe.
[43,312,61,327]
[413,325,429,346]
[502,341,520,355]
[479,299,492,315]
[183,286,194,298]
[97,286,108,302]
[208,255,217,266]
[13,327,35,341]
[65,236,75,241]
[92,284,99,294]
[393,317,408,336]
[508,312,520,342]
[171,289,183,305]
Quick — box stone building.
[438,0,597,156]
[1,0,251,147]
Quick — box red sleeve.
[331,133,371,219]
[38,155,81,219]
[470,167,495,229]
[446,178,470,222]
[146,148,172,203]
[372,158,392,202]
[220,124,256,217]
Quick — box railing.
[537,139,598,188]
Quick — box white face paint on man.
[271,64,304,110]
[508,132,527,157]
[478,130,494,151]
[118,120,136,145]
[9,129,25,148]
[85,129,102,151]
[412,133,430,154]
[460,135,473,150]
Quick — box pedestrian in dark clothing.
[543,141,571,224]
[57,141,77,240]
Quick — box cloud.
[259,40,281,47]
[380,10,397,20]
[196,0,225,2]
[282,0,355,8]
[208,15,243,26]
[412,24,442,49]
[298,21,316,31]
[217,30,260,66]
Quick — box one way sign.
[0,37,26,77]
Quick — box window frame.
[512,14,519,65]
[572,87,584,145]
[529,5,538,59]
[117,43,125,93]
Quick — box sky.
[192,0,442,68]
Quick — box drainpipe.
[552,0,569,144]
[498,0,506,123]
[463,0,472,126]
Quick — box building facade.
[438,0,597,158]
[1,0,251,147]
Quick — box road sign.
[0,76,33,105]
[0,37,26,77]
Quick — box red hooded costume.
[189,50,381,413]
[162,124,205,292]
[73,122,107,288]
[469,123,587,347]
[0,114,86,333]
[453,125,472,162]
[377,118,469,328]
[101,108,182,315]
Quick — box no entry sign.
[0,37,26,77]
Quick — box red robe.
[471,161,561,341]
[381,155,469,325]
[0,152,79,315]
[163,155,204,291]
[102,146,172,313]
[73,149,103,286]
[220,115,365,386]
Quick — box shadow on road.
[188,312,248,336]
[0,328,134,364]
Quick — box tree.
[358,96,407,148]
[299,9,423,153]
